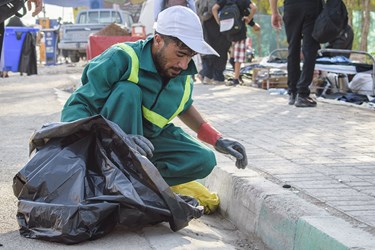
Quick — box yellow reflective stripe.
[142,106,169,128]
[142,76,192,128]
[115,43,192,129]
[167,75,191,123]
[115,43,139,84]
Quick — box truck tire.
[62,50,69,58]
[70,53,80,63]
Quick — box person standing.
[212,0,257,86]
[196,0,231,85]
[154,0,196,21]
[269,0,322,107]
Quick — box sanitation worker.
[61,7,247,206]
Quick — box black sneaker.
[295,96,317,107]
[226,79,239,86]
[288,94,296,105]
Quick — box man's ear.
[154,34,164,48]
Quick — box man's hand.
[271,13,283,30]
[215,138,247,169]
[242,16,252,25]
[269,0,282,30]
[252,22,261,32]
[128,135,154,158]
[27,0,43,17]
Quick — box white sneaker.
[203,77,213,85]
[213,80,225,85]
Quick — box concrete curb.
[205,154,375,250]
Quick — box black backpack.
[0,0,27,23]
[312,0,348,43]
[219,0,243,36]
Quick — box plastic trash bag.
[170,181,220,215]
[12,115,203,244]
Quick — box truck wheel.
[80,53,86,61]
[70,53,80,63]
[62,50,69,58]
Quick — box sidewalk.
[190,82,375,249]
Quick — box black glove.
[128,135,154,158]
[215,138,248,169]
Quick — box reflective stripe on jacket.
[116,43,192,129]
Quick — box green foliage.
[250,0,277,15]
[247,1,375,57]
[343,0,375,12]
[247,14,287,57]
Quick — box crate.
[86,35,143,60]
[1,27,39,72]
[261,76,288,89]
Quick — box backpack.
[219,0,243,36]
[0,0,26,23]
[312,0,348,43]
[196,0,216,22]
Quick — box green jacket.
[61,37,197,138]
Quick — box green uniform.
[61,37,216,185]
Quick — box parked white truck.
[58,9,133,63]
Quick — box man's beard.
[154,45,182,79]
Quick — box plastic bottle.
[268,88,288,95]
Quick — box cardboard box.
[261,76,288,89]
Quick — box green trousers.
[100,82,216,186]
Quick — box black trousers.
[283,0,322,97]
[200,18,231,82]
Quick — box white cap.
[155,6,219,57]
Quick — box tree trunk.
[257,31,262,57]
[343,0,353,26]
[360,0,370,51]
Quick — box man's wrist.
[197,122,222,146]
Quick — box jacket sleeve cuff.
[197,122,222,146]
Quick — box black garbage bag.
[12,115,203,244]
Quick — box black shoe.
[288,94,296,105]
[295,96,317,107]
[226,78,239,86]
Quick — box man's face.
[153,34,196,78]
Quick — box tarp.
[43,0,90,7]
[13,115,203,244]
[43,0,146,7]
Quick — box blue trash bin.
[1,27,39,72]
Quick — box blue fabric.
[43,0,90,7]
[316,56,352,64]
